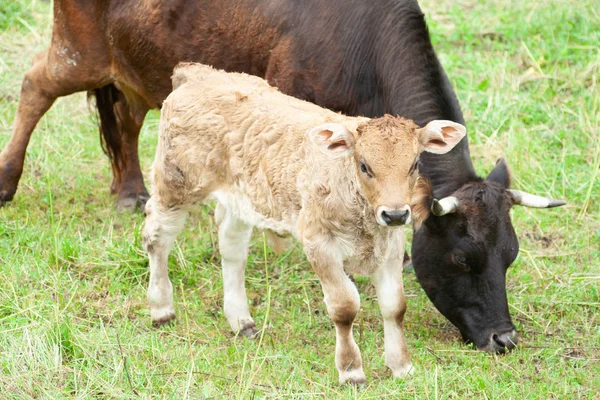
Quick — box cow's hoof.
[238,321,260,339]
[0,189,15,206]
[339,368,367,386]
[0,163,20,206]
[151,308,176,327]
[117,192,150,212]
[391,363,415,378]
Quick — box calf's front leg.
[306,243,366,385]
[371,243,414,378]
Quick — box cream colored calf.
[143,63,465,384]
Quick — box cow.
[143,63,467,384]
[0,0,565,350]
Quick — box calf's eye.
[359,161,373,178]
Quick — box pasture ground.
[0,0,599,398]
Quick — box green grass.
[0,0,599,398]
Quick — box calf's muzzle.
[376,205,411,227]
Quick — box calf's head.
[411,158,566,352]
[308,116,466,226]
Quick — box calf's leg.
[142,196,188,326]
[371,245,414,378]
[306,244,366,385]
[215,203,257,337]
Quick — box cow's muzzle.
[481,329,518,353]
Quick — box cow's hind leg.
[143,196,188,326]
[0,48,109,204]
[215,202,257,337]
[102,87,150,210]
[0,55,61,203]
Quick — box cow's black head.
[411,158,565,351]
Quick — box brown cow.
[143,63,466,384]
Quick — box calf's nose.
[381,209,411,226]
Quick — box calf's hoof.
[117,191,150,212]
[391,363,415,378]
[151,308,176,327]
[237,320,260,339]
[339,368,367,386]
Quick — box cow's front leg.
[215,203,257,338]
[306,243,366,385]
[371,241,413,378]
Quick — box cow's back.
[100,0,423,113]
[104,0,288,107]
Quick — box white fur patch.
[211,189,298,237]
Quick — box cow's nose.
[491,330,518,352]
[381,209,411,226]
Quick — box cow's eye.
[359,161,372,177]
[452,253,471,272]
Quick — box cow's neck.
[376,6,478,199]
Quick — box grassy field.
[0,0,599,398]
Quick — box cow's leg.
[0,55,64,203]
[371,240,414,378]
[306,245,366,385]
[0,43,113,205]
[215,202,257,337]
[112,91,150,211]
[142,196,188,326]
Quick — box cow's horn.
[508,189,566,208]
[431,196,459,216]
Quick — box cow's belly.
[211,190,299,238]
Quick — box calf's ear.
[307,123,355,158]
[417,120,466,154]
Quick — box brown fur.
[0,0,465,211]
[411,178,433,231]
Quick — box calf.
[142,63,465,384]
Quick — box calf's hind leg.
[215,202,257,338]
[143,196,188,326]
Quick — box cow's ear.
[308,123,355,158]
[487,158,511,188]
[417,120,466,154]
